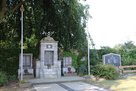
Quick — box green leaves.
[0,71,8,86]
[0,0,89,77]
[92,64,119,80]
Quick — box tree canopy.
[1,0,89,52]
[0,0,89,76]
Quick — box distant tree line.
[90,41,136,66]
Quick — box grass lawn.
[87,74,136,91]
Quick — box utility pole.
[20,5,24,81]
[86,23,90,76]
[88,38,90,75]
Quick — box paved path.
[28,76,85,84]
[32,81,109,91]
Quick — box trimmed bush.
[91,64,119,80]
[0,71,8,86]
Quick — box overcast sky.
[82,0,136,48]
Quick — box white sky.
[82,0,136,48]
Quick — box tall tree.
[0,0,89,75]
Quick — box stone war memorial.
[36,35,61,78]
[18,53,33,76]
[18,35,61,79]
[63,57,76,75]
[102,53,121,66]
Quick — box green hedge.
[91,64,119,80]
[0,71,8,86]
[0,41,20,76]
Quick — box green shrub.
[0,72,8,86]
[0,41,19,77]
[91,64,119,80]
[79,63,87,76]
[8,75,17,82]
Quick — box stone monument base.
[36,61,61,78]
[18,68,33,79]
[39,69,61,78]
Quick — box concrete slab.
[28,76,109,91]
[28,76,85,85]
[33,84,67,91]
[62,82,109,91]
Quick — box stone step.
[23,75,34,80]
[64,73,77,76]
[28,76,85,85]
